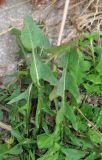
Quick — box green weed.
[0,16,102,160]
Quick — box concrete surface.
[0,0,33,81]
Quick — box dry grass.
[63,0,102,43]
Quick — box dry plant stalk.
[77,108,102,136]
[61,0,102,44]
[0,121,12,131]
[57,0,70,46]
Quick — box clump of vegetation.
[0,16,102,160]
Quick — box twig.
[0,121,12,131]
[88,0,100,30]
[0,23,22,36]
[77,108,102,136]
[69,0,86,10]
[80,0,95,15]
[0,27,14,36]
[57,0,70,46]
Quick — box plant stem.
[90,39,95,67]
[32,49,40,87]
